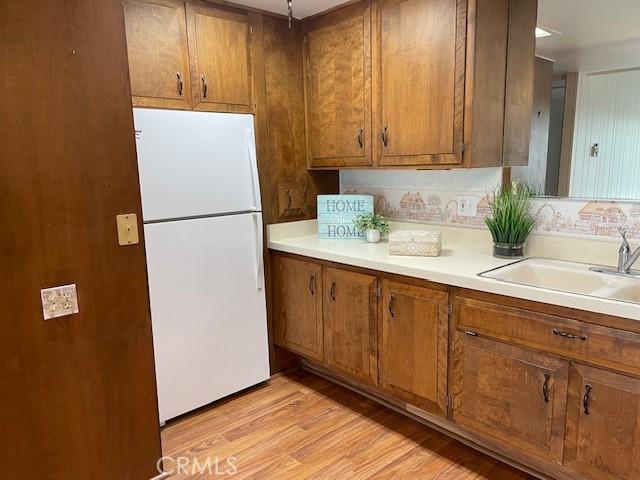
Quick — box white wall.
[570,68,640,199]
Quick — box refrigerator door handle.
[252,213,265,290]
[245,129,261,212]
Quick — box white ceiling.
[536,0,640,73]
[230,0,350,18]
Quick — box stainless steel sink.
[479,258,640,304]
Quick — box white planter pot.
[366,230,381,243]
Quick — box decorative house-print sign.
[318,195,374,239]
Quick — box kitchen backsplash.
[340,169,640,240]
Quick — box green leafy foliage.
[484,183,536,245]
[353,213,391,234]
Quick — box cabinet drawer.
[455,297,640,377]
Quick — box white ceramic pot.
[366,230,381,243]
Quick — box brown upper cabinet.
[124,0,192,110]
[304,0,537,169]
[186,4,254,113]
[376,0,465,167]
[123,0,254,113]
[303,2,372,168]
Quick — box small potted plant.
[484,183,536,258]
[353,213,390,243]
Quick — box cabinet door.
[273,256,323,361]
[451,332,568,463]
[324,267,378,385]
[304,2,371,168]
[376,0,465,166]
[380,279,448,414]
[186,4,253,113]
[564,364,640,480]
[123,0,192,109]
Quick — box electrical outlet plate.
[41,284,79,320]
[457,195,478,217]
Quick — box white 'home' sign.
[317,195,374,239]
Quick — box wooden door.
[324,267,378,385]
[564,364,640,480]
[304,2,372,168]
[376,0,466,166]
[380,279,449,414]
[451,333,568,463]
[1,0,161,478]
[187,3,253,113]
[272,255,323,361]
[123,0,192,109]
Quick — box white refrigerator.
[133,108,270,424]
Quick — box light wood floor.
[161,371,533,479]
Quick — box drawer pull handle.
[542,373,550,403]
[308,273,315,296]
[389,294,396,319]
[330,281,336,302]
[463,330,478,337]
[381,125,389,147]
[552,328,587,341]
[583,384,592,415]
[176,72,184,96]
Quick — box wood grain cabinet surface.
[303,2,372,168]
[186,3,254,113]
[123,0,192,109]
[375,0,466,167]
[564,364,640,480]
[302,0,537,169]
[450,332,569,464]
[323,267,378,385]
[123,0,254,113]
[379,279,449,414]
[273,255,323,361]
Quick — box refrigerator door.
[134,108,261,222]
[145,213,269,423]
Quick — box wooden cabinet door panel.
[324,267,378,385]
[564,364,640,480]
[451,333,568,463]
[304,2,371,167]
[124,0,192,109]
[380,279,448,414]
[273,256,323,361]
[187,4,253,112]
[377,0,465,166]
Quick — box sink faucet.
[590,226,640,277]
[618,227,640,273]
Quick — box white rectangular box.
[389,230,442,257]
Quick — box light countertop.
[267,220,640,322]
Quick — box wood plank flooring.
[160,371,533,479]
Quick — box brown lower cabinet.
[450,332,568,464]
[564,364,640,480]
[273,255,323,361]
[323,267,378,385]
[270,252,640,480]
[379,279,449,414]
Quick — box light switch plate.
[457,195,478,217]
[41,284,79,320]
[116,213,139,246]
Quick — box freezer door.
[144,213,269,422]
[134,108,261,222]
